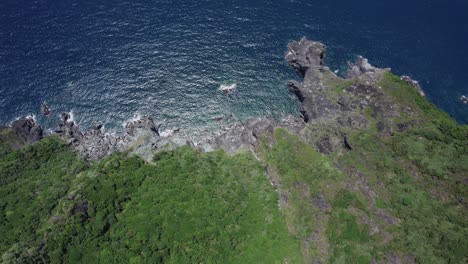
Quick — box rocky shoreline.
[1,38,427,162]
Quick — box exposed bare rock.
[401,75,425,97]
[12,117,43,145]
[288,80,304,102]
[0,117,44,149]
[41,102,51,116]
[346,56,376,78]
[54,113,161,161]
[285,38,326,75]
[461,95,467,104]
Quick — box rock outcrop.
[55,113,161,161]
[0,117,43,149]
[284,37,417,154]
[11,117,43,145]
[285,38,326,75]
[346,56,376,78]
[41,102,51,116]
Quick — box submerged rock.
[460,95,467,104]
[41,102,51,116]
[219,83,237,95]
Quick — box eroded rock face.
[346,56,376,78]
[10,117,43,146]
[0,117,43,150]
[285,38,326,75]
[55,113,161,161]
[285,38,399,153]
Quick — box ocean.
[1,0,467,131]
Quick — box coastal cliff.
[0,39,466,263]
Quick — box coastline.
[1,38,434,162]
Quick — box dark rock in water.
[10,117,43,146]
[461,95,467,104]
[60,112,70,123]
[219,84,237,95]
[41,102,51,116]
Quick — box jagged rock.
[125,116,159,137]
[10,117,43,146]
[288,80,304,102]
[285,38,343,123]
[461,95,467,104]
[56,112,82,142]
[93,123,103,131]
[285,38,326,75]
[41,102,51,116]
[346,56,376,78]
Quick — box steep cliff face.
[0,39,466,263]
[257,38,467,263]
[284,38,423,155]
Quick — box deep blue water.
[1,0,467,130]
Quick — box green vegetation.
[0,138,300,263]
[0,71,466,263]
[255,73,467,263]
[379,72,451,121]
[260,129,377,263]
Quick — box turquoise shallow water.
[1,0,467,130]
